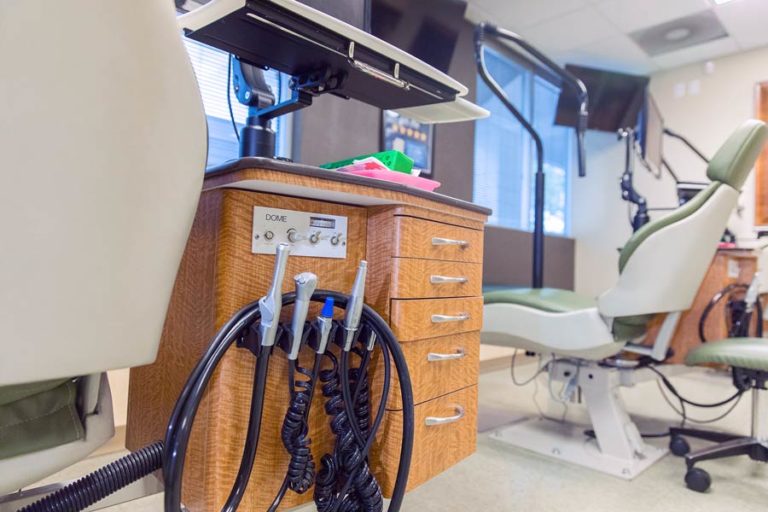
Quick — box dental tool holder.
[126,161,489,511]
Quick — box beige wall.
[650,45,768,236]
[572,45,768,298]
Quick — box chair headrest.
[707,120,768,191]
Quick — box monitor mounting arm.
[474,22,589,289]
[231,58,343,157]
[618,127,650,232]
[661,127,710,182]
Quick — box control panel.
[252,207,348,259]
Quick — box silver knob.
[287,229,307,243]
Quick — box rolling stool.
[668,338,768,492]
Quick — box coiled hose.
[19,291,412,512]
[280,358,318,494]
[17,441,164,512]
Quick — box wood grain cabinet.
[126,160,489,511]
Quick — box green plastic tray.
[320,150,414,174]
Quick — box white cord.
[510,351,548,386]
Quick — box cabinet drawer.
[390,297,483,342]
[394,217,483,263]
[391,259,482,299]
[373,385,477,495]
[371,332,479,409]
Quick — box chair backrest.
[0,0,207,385]
[598,120,767,320]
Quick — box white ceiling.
[465,0,768,74]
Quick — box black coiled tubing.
[280,358,317,494]
[313,325,389,512]
[20,291,412,512]
[17,441,164,512]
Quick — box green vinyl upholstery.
[484,287,595,312]
[706,120,768,190]
[686,338,768,372]
[483,287,652,342]
[618,182,720,272]
[0,378,84,460]
[619,120,768,273]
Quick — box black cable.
[699,283,748,342]
[164,300,265,512]
[22,292,413,512]
[227,55,240,143]
[268,348,323,512]
[314,335,389,512]
[646,365,743,409]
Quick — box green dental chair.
[0,0,206,496]
[669,338,768,492]
[482,120,768,478]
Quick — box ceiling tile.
[467,0,587,30]
[652,36,739,68]
[595,0,711,33]
[715,0,768,50]
[558,35,660,75]
[516,6,620,54]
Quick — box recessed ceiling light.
[665,27,692,41]
[713,0,735,5]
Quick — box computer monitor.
[556,64,649,132]
[638,94,664,172]
[370,0,467,74]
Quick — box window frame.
[474,40,573,236]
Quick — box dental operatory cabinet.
[4,0,768,511]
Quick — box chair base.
[489,417,667,479]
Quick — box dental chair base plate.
[490,417,666,479]
[489,361,668,479]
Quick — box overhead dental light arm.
[474,22,590,288]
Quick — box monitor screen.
[638,94,664,172]
[298,0,370,30]
[370,0,467,74]
[556,64,649,132]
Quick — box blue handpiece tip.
[321,297,335,318]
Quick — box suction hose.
[19,293,413,512]
[17,442,164,512]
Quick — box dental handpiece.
[314,297,335,355]
[343,260,368,351]
[259,244,290,347]
[288,272,318,360]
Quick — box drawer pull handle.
[425,405,465,426]
[430,275,469,284]
[431,312,470,323]
[427,348,465,362]
[432,237,469,247]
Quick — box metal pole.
[474,23,589,288]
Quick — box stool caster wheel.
[670,435,690,456]
[685,467,711,493]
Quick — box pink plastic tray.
[335,160,441,192]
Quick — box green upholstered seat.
[484,287,595,312]
[483,287,651,341]
[0,378,84,460]
[619,120,767,272]
[618,183,720,272]
[685,338,768,372]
